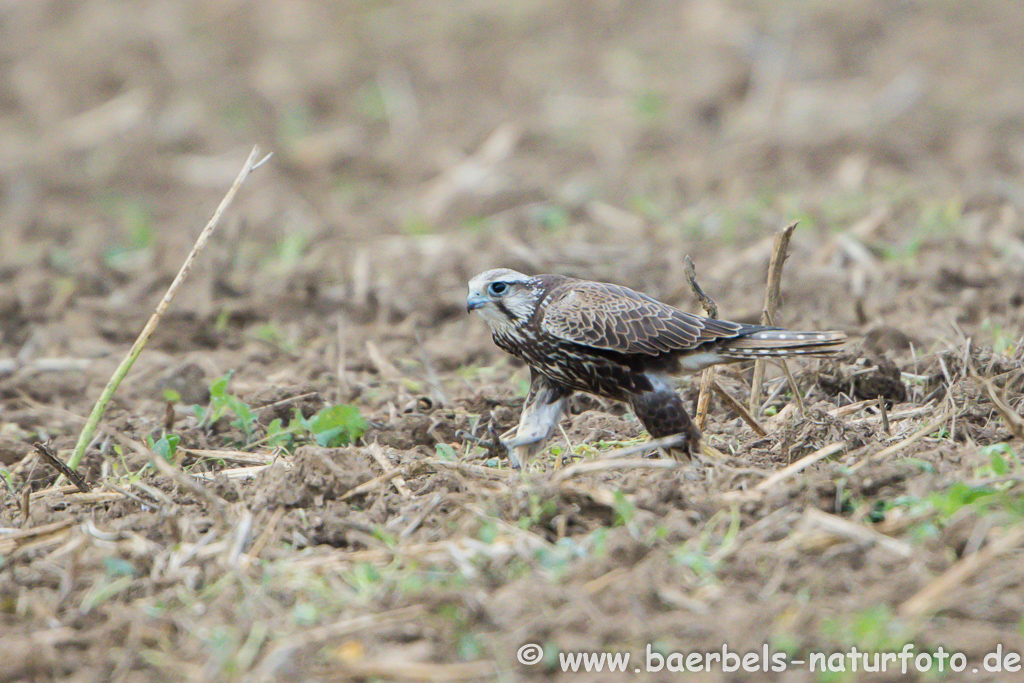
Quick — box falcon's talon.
[466,268,845,470]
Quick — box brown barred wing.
[537,280,749,357]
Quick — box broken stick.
[750,222,797,415]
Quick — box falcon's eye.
[487,281,509,296]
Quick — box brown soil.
[3,1,1024,681]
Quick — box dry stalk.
[0,519,75,555]
[848,411,947,474]
[696,370,716,430]
[877,395,891,435]
[828,399,877,418]
[369,444,412,498]
[33,442,90,493]
[464,503,552,550]
[66,146,270,472]
[190,464,280,481]
[581,567,629,595]
[252,391,321,416]
[419,458,515,478]
[717,441,847,504]
[100,481,150,508]
[843,402,937,425]
[685,255,718,429]
[755,442,846,492]
[398,493,444,541]
[254,606,427,682]
[981,377,1024,439]
[750,222,797,415]
[551,458,679,483]
[148,449,229,513]
[801,507,913,558]
[29,484,79,501]
[180,448,274,466]
[127,480,175,507]
[764,309,806,415]
[364,340,404,380]
[57,491,125,504]
[0,357,91,377]
[557,482,636,508]
[594,433,688,461]
[899,523,1024,618]
[290,535,528,572]
[766,403,799,431]
[226,510,254,567]
[241,507,287,568]
[339,466,413,501]
[338,659,496,681]
[712,380,767,436]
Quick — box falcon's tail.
[717,329,847,360]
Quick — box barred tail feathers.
[716,329,847,359]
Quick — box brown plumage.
[467,268,846,468]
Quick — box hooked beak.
[466,293,488,313]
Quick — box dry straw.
[63,146,271,474]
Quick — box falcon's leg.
[628,375,702,460]
[503,371,572,469]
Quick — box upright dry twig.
[763,309,806,416]
[750,222,797,415]
[981,377,1024,439]
[65,146,269,472]
[684,255,719,320]
[685,255,718,429]
[877,395,891,436]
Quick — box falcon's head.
[466,268,542,332]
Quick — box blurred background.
[3,0,1023,346]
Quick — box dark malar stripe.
[496,300,516,321]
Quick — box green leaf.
[991,449,1009,476]
[265,418,295,449]
[612,490,636,527]
[228,396,256,435]
[209,373,230,401]
[981,442,1014,475]
[151,434,180,461]
[307,404,367,447]
[930,482,995,518]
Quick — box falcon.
[466,268,846,468]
